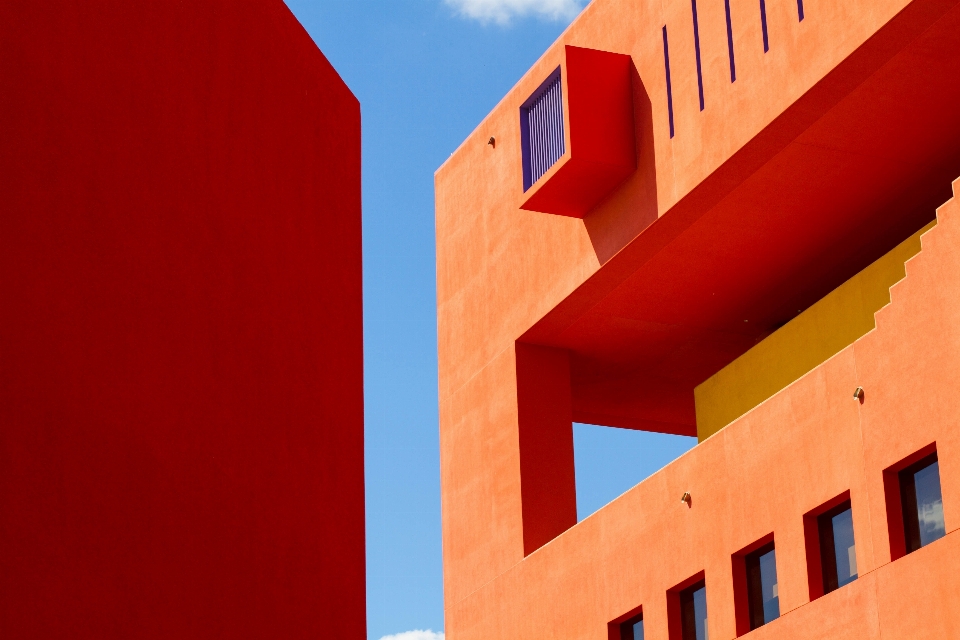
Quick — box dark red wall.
[0,2,364,638]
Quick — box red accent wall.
[0,2,364,638]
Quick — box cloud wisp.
[445,0,587,25]
[378,631,445,640]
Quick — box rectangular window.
[733,536,779,635]
[884,444,947,560]
[520,68,565,191]
[617,613,645,640]
[746,543,779,629]
[668,573,707,640]
[680,581,707,640]
[610,606,644,640]
[900,452,945,553]
[803,493,857,600]
[818,501,857,593]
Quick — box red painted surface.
[0,2,364,638]
[436,0,960,637]
[515,344,576,555]
[520,46,637,218]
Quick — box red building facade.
[1,2,364,638]
[436,0,960,638]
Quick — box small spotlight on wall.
[681,492,692,508]
[488,136,496,148]
[853,387,864,403]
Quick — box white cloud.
[378,631,445,640]
[445,0,587,25]
[919,499,945,535]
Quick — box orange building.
[435,0,960,638]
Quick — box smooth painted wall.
[0,2,364,637]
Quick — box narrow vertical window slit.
[724,0,736,82]
[798,0,805,21]
[760,0,770,52]
[662,26,675,138]
[691,0,705,110]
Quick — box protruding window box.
[519,45,636,218]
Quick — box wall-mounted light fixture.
[681,492,692,508]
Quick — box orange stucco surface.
[435,0,960,636]
[442,177,960,638]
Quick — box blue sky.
[281,2,695,639]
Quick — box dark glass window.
[745,544,780,629]
[818,501,857,593]
[900,453,946,553]
[520,68,564,191]
[680,581,708,640]
[619,615,645,640]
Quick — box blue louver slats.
[521,69,565,191]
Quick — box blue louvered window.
[521,68,565,191]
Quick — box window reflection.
[745,543,780,630]
[758,548,780,624]
[831,508,858,588]
[680,582,708,640]
[901,455,946,553]
[818,501,857,594]
[617,612,644,640]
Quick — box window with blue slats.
[521,69,565,191]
